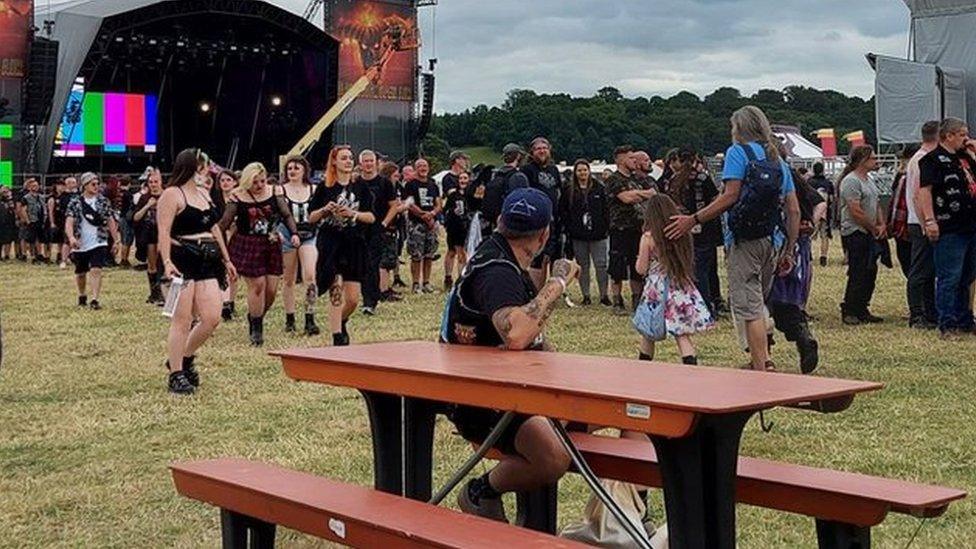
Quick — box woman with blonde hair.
[218,162,300,346]
[278,155,321,336]
[309,145,377,346]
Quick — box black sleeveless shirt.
[172,188,218,237]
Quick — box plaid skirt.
[229,233,283,278]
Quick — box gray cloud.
[418,0,910,112]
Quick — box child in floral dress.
[633,194,713,364]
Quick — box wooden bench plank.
[171,459,585,549]
[486,433,966,527]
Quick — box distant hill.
[424,86,874,163]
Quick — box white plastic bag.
[465,211,483,257]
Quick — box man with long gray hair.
[666,105,800,371]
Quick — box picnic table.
[272,340,883,549]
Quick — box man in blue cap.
[441,187,579,522]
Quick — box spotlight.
[114,36,124,43]
[148,38,157,45]
[271,96,283,107]
[176,40,185,47]
[199,102,211,113]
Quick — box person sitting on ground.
[64,172,121,310]
[441,187,579,523]
[634,193,713,364]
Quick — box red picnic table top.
[272,340,883,437]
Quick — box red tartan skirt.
[229,233,283,278]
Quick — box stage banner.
[326,0,418,102]
[0,1,32,79]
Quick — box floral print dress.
[641,257,714,340]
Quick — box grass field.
[1,243,974,548]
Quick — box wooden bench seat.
[487,432,966,547]
[171,458,586,549]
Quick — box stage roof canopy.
[902,0,976,17]
[34,0,321,27]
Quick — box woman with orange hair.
[309,145,377,346]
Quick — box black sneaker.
[797,337,819,375]
[819,256,827,267]
[612,298,628,316]
[362,306,376,316]
[221,303,233,322]
[393,276,407,289]
[457,479,507,523]
[285,313,297,333]
[89,300,102,311]
[842,314,862,326]
[168,371,195,395]
[860,313,883,324]
[600,296,612,307]
[78,295,88,307]
[581,297,592,306]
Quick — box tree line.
[422,86,875,167]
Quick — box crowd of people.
[4,106,976,398]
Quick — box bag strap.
[740,142,759,163]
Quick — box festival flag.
[813,128,837,157]
[843,130,866,148]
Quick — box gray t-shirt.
[839,173,879,237]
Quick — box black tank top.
[172,188,217,236]
[283,185,313,232]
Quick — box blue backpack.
[727,143,784,242]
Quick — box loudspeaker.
[22,38,59,126]
[416,72,435,140]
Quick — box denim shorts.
[278,225,316,252]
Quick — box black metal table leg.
[220,510,276,549]
[815,519,871,549]
[650,411,754,549]
[403,397,438,501]
[516,483,559,534]
[361,391,403,495]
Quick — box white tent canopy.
[32,0,320,171]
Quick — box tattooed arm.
[490,259,580,350]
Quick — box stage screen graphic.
[0,0,31,78]
[327,0,418,102]
[55,81,158,157]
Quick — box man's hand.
[665,214,696,240]
[551,259,581,285]
[69,237,80,250]
[777,252,795,276]
[924,221,940,242]
[873,223,887,239]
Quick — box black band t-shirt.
[404,179,440,223]
[919,145,976,234]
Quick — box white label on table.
[626,403,651,419]
[329,517,346,539]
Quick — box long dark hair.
[566,159,593,209]
[168,148,208,188]
[836,145,874,187]
[642,194,695,288]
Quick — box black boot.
[285,313,297,333]
[182,355,200,387]
[168,370,194,395]
[681,355,699,365]
[796,325,819,375]
[147,272,164,305]
[248,315,264,347]
[221,302,233,322]
[305,312,320,336]
[332,332,350,346]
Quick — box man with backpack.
[666,106,800,371]
[472,143,529,234]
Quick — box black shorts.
[530,227,562,269]
[20,222,46,244]
[317,235,366,289]
[448,405,530,456]
[72,246,109,274]
[446,223,468,249]
[608,228,642,281]
[172,244,224,283]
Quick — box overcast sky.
[413,0,911,113]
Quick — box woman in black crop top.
[157,148,237,396]
[218,162,300,346]
[133,168,164,305]
[278,155,321,336]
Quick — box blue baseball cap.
[501,187,552,232]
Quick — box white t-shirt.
[78,196,106,252]
[905,144,934,225]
